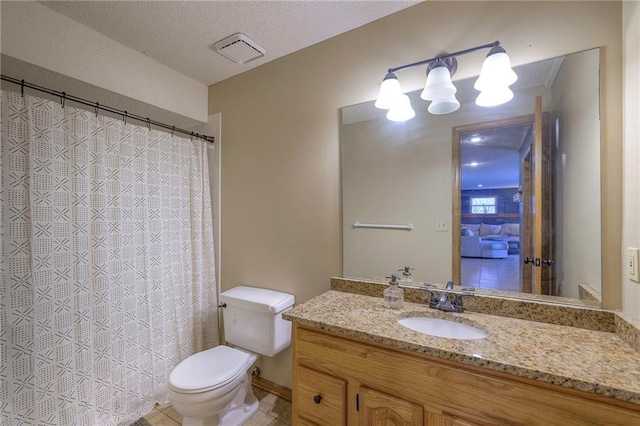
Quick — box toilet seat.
[168,346,251,394]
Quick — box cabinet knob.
[313,394,322,404]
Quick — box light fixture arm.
[387,40,500,74]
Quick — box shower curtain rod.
[1,75,215,144]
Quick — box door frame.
[452,114,535,288]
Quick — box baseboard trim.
[252,376,292,402]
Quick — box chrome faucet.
[420,281,464,313]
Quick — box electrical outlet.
[435,220,448,232]
[628,247,639,283]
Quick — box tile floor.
[461,254,521,292]
[140,387,291,426]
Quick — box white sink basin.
[398,317,487,340]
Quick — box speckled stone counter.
[283,290,640,405]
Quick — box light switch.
[628,247,639,283]
[435,220,448,232]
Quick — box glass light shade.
[420,65,456,101]
[475,86,514,107]
[428,95,460,115]
[375,74,403,109]
[474,51,518,91]
[386,94,415,122]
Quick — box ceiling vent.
[213,33,266,64]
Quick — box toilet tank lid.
[220,286,295,313]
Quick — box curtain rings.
[123,111,128,125]
[171,125,175,137]
[146,117,151,131]
[61,92,67,108]
[20,79,25,98]
[95,102,99,117]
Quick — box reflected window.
[470,197,497,214]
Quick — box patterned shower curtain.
[0,90,219,425]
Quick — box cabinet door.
[440,413,484,426]
[448,420,479,426]
[296,366,346,426]
[358,387,423,426]
[296,417,320,426]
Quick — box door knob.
[542,259,554,266]
[524,257,542,267]
[313,395,322,404]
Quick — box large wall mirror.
[341,48,601,306]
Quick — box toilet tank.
[220,286,295,357]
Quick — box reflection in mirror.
[341,48,601,306]
[457,121,532,294]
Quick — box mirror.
[341,48,601,306]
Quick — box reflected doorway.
[452,115,542,293]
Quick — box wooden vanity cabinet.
[358,387,423,425]
[296,366,347,425]
[291,324,640,426]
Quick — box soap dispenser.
[383,274,404,309]
[398,266,414,285]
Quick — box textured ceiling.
[42,1,420,86]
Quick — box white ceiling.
[460,125,532,190]
[42,1,420,86]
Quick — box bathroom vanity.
[284,285,640,425]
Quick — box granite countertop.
[284,290,640,405]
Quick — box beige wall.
[1,1,208,123]
[550,49,602,299]
[342,116,452,284]
[623,1,640,317]
[209,1,623,387]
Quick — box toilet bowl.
[167,286,295,426]
[168,345,259,426]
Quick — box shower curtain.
[0,90,219,425]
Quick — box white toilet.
[167,286,295,426]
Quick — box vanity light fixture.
[375,41,517,122]
[386,94,416,122]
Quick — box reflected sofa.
[460,223,520,258]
